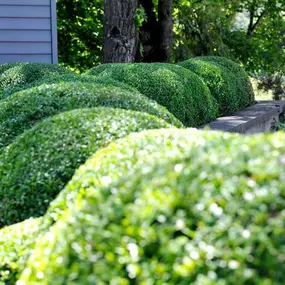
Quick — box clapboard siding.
[0,30,51,42]
[0,6,50,18]
[0,18,51,30]
[0,54,52,63]
[0,0,50,5]
[0,43,51,54]
[0,0,58,64]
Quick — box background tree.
[103,0,139,63]
[57,0,104,72]
[136,0,174,62]
[172,0,234,61]
[57,0,285,92]
[225,0,285,74]
[102,0,174,63]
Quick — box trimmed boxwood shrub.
[0,62,20,75]
[21,130,285,284]
[43,128,208,225]
[0,82,182,149]
[86,75,137,92]
[0,107,171,228]
[193,56,255,109]
[177,59,241,115]
[0,63,73,100]
[1,73,137,99]
[85,63,219,127]
[0,129,199,283]
[0,218,43,285]
[34,74,137,92]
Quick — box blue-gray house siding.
[0,0,58,64]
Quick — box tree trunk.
[157,0,173,62]
[103,0,139,63]
[136,0,159,62]
[137,0,173,62]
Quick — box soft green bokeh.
[20,129,285,284]
[0,218,43,285]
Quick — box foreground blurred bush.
[18,129,285,285]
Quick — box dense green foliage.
[35,74,137,92]
[0,63,73,100]
[0,108,170,228]
[177,57,255,115]
[173,0,284,71]
[56,0,284,81]
[0,63,20,75]
[20,129,285,284]
[0,82,181,149]
[0,129,192,284]
[195,56,255,107]
[0,218,43,285]
[224,0,285,75]
[177,59,236,115]
[0,73,138,99]
[172,0,233,62]
[1,129,194,284]
[43,129,202,227]
[0,0,281,280]
[57,0,104,72]
[86,63,218,126]
[17,128,215,283]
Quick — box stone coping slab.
[200,100,285,134]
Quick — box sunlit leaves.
[57,0,104,72]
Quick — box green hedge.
[0,82,182,150]
[1,73,137,99]
[177,59,242,115]
[0,218,43,285]
[44,129,203,226]
[85,63,219,127]
[0,63,73,100]
[34,74,137,92]
[0,129,193,284]
[193,56,255,109]
[0,107,171,228]
[0,62,20,75]
[21,130,285,284]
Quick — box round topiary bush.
[193,56,255,109]
[86,75,137,92]
[32,74,137,92]
[0,128,201,283]
[1,73,137,98]
[43,128,210,226]
[177,59,241,115]
[0,82,182,149]
[0,63,73,100]
[21,130,285,284]
[85,63,219,127]
[0,107,171,227]
[0,218,43,284]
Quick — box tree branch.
[247,9,266,37]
